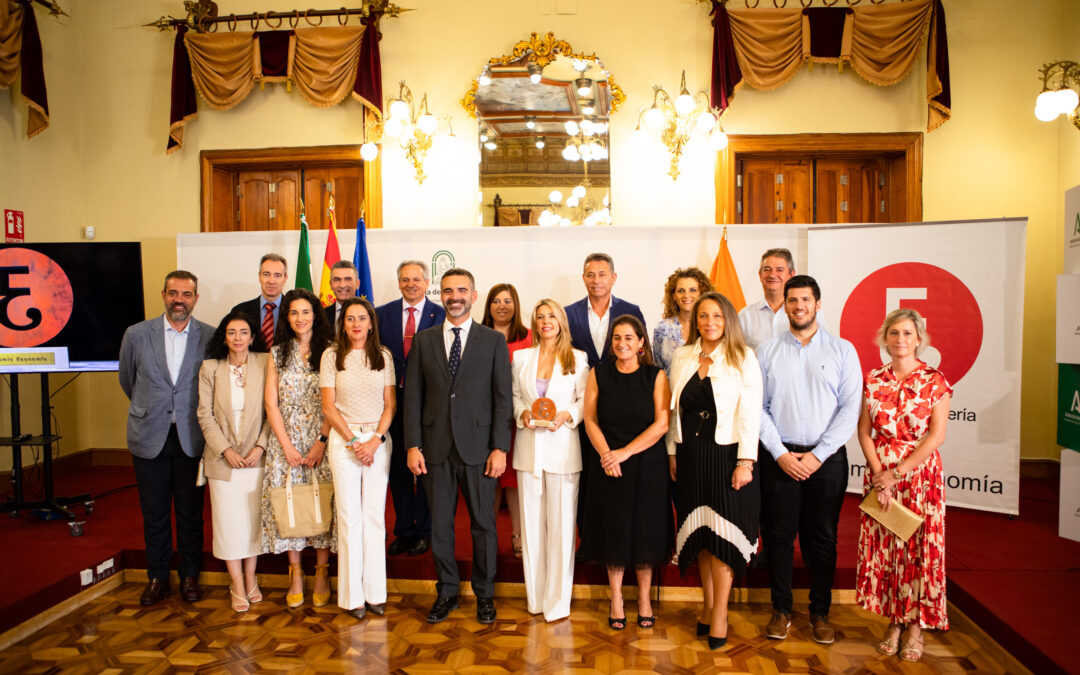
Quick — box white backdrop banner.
[808,219,1026,514]
[1066,185,1080,275]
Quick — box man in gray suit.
[405,267,512,625]
[119,270,213,606]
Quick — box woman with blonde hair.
[511,299,588,621]
[666,292,762,649]
[856,308,951,663]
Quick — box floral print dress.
[856,362,951,630]
[261,343,337,554]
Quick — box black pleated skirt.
[674,438,760,578]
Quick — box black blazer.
[403,322,512,465]
[565,296,647,368]
[324,303,337,331]
[375,298,445,390]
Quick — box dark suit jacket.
[565,296,647,368]
[230,296,281,335]
[375,298,445,390]
[403,322,512,465]
[324,303,337,331]
[118,314,213,459]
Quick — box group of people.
[118,246,951,662]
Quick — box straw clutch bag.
[270,470,334,538]
[859,491,925,543]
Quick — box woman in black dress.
[583,315,671,631]
[666,292,762,649]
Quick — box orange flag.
[709,227,746,312]
[318,193,342,308]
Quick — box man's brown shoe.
[140,579,170,606]
[811,615,836,644]
[180,576,202,603]
[765,610,791,639]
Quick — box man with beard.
[757,275,861,645]
[119,270,213,606]
[404,268,512,625]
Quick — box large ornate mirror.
[462,33,624,227]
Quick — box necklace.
[229,363,246,388]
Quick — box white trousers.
[328,427,390,610]
[518,469,579,621]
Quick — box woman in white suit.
[512,299,589,622]
[198,310,271,613]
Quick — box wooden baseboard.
[0,574,123,652]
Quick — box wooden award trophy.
[530,398,557,428]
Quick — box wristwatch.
[317,434,328,443]
[892,467,903,481]
[379,433,387,443]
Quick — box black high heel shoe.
[697,622,710,637]
[708,635,727,650]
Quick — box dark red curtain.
[803,8,851,60]
[259,30,292,78]
[930,0,951,116]
[353,15,382,113]
[710,1,741,113]
[19,0,48,138]
[167,25,197,153]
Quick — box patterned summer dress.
[261,342,337,554]
[856,362,951,630]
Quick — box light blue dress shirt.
[260,294,282,330]
[758,327,862,463]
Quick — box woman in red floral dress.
[856,308,951,663]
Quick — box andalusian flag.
[709,227,746,312]
[295,205,314,291]
[353,211,375,302]
[318,193,342,308]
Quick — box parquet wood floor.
[0,582,1027,674]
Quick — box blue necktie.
[448,327,462,380]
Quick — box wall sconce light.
[383,80,452,184]
[1035,61,1080,130]
[535,136,546,149]
[633,70,727,179]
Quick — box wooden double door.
[228,166,362,231]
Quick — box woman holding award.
[511,299,588,622]
[856,308,951,663]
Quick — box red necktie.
[262,302,275,348]
[403,307,416,358]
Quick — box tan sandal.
[511,534,523,559]
[247,578,263,604]
[899,631,924,662]
[876,623,902,656]
[229,586,250,613]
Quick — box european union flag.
[352,214,375,302]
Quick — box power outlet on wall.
[80,557,118,588]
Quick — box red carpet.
[2,463,1077,674]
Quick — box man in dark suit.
[231,253,287,348]
[376,260,445,557]
[405,267,512,625]
[564,252,647,547]
[119,270,213,606]
[324,260,359,329]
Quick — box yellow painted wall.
[0,0,1075,468]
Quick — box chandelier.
[633,70,728,179]
[1034,61,1080,131]
[383,81,453,183]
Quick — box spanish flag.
[709,227,746,312]
[318,193,342,308]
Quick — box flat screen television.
[0,242,145,373]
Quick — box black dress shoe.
[180,576,202,603]
[408,537,430,556]
[348,605,367,620]
[388,536,413,556]
[476,596,496,624]
[427,595,460,623]
[140,579,170,606]
[365,602,386,617]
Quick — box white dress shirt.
[586,299,611,358]
[738,298,828,352]
[442,317,473,359]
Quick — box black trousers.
[760,443,847,617]
[422,445,497,599]
[388,401,431,539]
[131,425,205,581]
[575,426,594,538]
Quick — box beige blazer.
[510,347,589,476]
[197,353,271,481]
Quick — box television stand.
[1,373,92,533]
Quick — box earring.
[637,348,645,357]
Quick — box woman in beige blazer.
[512,299,588,622]
[198,310,271,613]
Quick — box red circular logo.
[0,248,74,348]
[839,262,982,384]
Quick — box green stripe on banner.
[1059,363,1080,451]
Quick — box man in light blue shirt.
[757,275,861,645]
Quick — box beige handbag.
[859,491,925,543]
[269,469,334,538]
